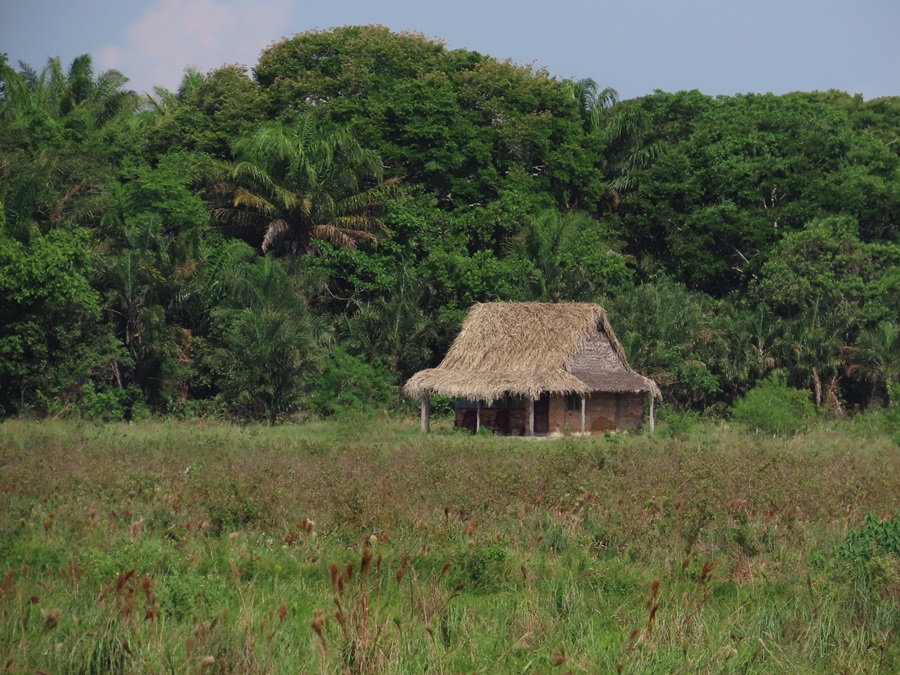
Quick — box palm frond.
[17,61,39,89]
[272,185,311,217]
[233,187,277,215]
[147,86,177,112]
[261,220,291,253]
[328,214,387,234]
[232,161,279,192]
[308,224,377,249]
[66,54,94,109]
[95,69,130,99]
[177,67,205,99]
[212,205,271,231]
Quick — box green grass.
[1,416,898,673]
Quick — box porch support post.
[527,397,535,437]
[476,400,481,434]
[648,394,655,434]
[580,395,586,435]
[420,395,431,434]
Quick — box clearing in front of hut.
[1,417,898,673]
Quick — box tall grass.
[1,417,897,672]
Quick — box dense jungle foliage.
[2,25,899,422]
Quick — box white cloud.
[95,0,293,94]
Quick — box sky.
[1,0,898,101]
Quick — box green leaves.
[3,28,900,420]
[730,373,815,436]
[618,92,900,294]
[855,321,900,406]
[0,225,118,414]
[256,27,600,215]
[507,209,632,301]
[837,513,900,561]
[305,346,396,418]
[204,255,327,421]
[217,118,397,255]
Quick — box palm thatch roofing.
[404,302,660,403]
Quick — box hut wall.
[554,392,645,434]
[453,403,526,434]
[547,396,567,434]
[453,393,644,435]
[614,394,644,430]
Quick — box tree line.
[1,25,899,421]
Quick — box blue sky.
[2,0,898,101]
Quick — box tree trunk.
[825,376,842,417]
[811,367,822,407]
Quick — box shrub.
[75,383,146,421]
[659,407,702,437]
[837,513,900,561]
[730,373,815,435]
[306,347,396,417]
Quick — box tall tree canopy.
[1,29,900,420]
[255,26,605,217]
[615,91,900,295]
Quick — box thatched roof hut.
[405,302,660,435]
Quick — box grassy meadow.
[1,416,898,673]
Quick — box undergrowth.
[0,417,898,672]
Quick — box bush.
[658,406,702,437]
[76,383,146,421]
[838,513,900,561]
[306,347,396,417]
[730,373,815,435]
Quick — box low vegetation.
[1,417,898,672]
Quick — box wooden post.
[580,395,586,435]
[527,397,535,437]
[476,400,481,434]
[648,394,655,434]
[420,395,431,434]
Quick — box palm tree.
[215,118,399,255]
[342,265,434,379]
[561,77,619,133]
[855,321,900,407]
[560,77,665,209]
[1,54,136,125]
[1,55,138,236]
[607,278,722,405]
[138,67,204,121]
[599,106,667,194]
[777,299,852,413]
[507,209,629,301]
[208,255,328,421]
[712,298,778,397]
[507,209,586,301]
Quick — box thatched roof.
[404,302,660,402]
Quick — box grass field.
[1,416,898,673]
